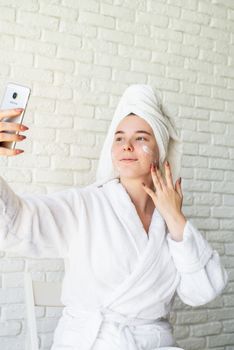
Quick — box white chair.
[24,261,64,350]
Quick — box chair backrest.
[24,264,64,350]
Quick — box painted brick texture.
[0,1,233,349]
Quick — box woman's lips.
[120,159,138,162]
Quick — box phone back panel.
[0,83,31,149]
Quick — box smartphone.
[0,82,31,149]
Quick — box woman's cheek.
[138,144,154,159]
[111,148,116,163]
[138,144,159,166]
[111,147,121,169]
[142,145,154,156]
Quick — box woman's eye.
[136,137,147,141]
[115,137,123,142]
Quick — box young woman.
[0,84,228,350]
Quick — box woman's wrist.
[165,212,187,242]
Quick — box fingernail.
[16,150,24,154]
[179,177,182,184]
[15,108,24,112]
[20,125,28,130]
[166,160,169,166]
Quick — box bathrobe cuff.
[167,220,213,274]
[0,176,20,237]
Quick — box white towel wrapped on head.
[96,84,182,184]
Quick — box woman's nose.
[123,142,133,151]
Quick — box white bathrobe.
[0,176,228,350]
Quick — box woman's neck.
[120,176,155,215]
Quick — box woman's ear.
[160,160,166,180]
[153,159,159,168]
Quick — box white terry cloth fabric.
[96,84,182,184]
[0,175,228,350]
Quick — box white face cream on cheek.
[142,145,153,155]
[141,144,159,166]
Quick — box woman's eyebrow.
[135,130,152,135]
[114,130,152,136]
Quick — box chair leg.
[24,271,40,350]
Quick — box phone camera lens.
[12,92,17,99]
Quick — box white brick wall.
[0,0,233,349]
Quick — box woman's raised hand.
[142,161,186,241]
[0,108,28,156]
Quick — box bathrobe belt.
[98,307,162,349]
[63,307,179,350]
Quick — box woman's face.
[111,114,159,179]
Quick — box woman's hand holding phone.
[0,108,28,156]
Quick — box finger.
[142,183,156,197]
[151,164,162,191]
[164,160,174,189]
[142,183,157,205]
[0,108,24,120]
[175,178,183,198]
[155,165,166,190]
[0,132,26,142]
[0,121,28,132]
[0,147,24,156]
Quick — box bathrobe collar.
[100,178,168,303]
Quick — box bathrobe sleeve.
[167,220,228,306]
[0,176,80,258]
